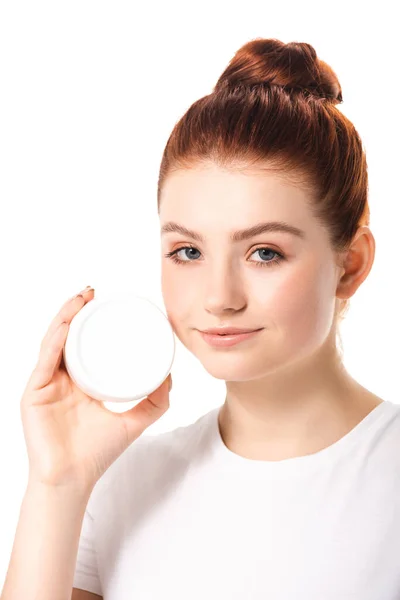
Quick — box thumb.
[118,375,171,442]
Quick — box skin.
[159,161,384,461]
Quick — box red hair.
[157,38,371,347]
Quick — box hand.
[20,287,171,493]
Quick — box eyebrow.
[160,220,306,242]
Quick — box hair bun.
[214,38,342,104]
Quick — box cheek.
[263,261,336,344]
[161,267,194,333]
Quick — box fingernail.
[73,286,93,299]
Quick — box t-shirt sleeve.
[72,504,102,596]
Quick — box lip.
[198,328,263,348]
[200,327,261,335]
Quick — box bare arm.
[0,481,95,600]
[1,286,170,600]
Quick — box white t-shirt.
[73,400,400,599]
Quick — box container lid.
[63,292,175,403]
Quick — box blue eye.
[164,245,285,268]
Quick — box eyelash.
[164,245,285,268]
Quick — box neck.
[218,333,382,461]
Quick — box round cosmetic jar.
[63,292,175,403]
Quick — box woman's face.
[159,162,343,382]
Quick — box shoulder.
[86,407,218,515]
[125,406,217,472]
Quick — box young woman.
[3,38,400,600]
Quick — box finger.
[40,288,94,352]
[42,287,94,344]
[28,320,70,391]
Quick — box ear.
[336,226,376,301]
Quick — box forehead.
[159,164,314,224]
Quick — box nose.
[203,265,246,315]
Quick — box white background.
[0,0,398,591]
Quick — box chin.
[196,351,280,382]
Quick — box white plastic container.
[63,292,175,403]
